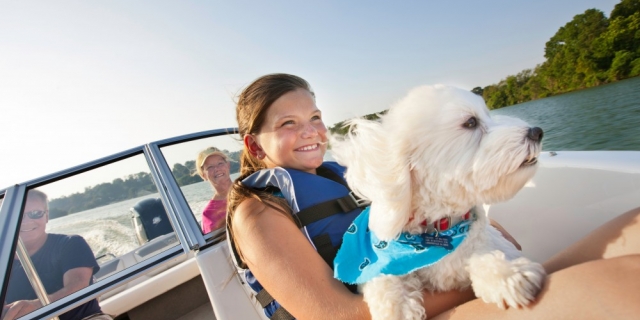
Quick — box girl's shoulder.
[235,197,269,219]
[233,197,288,228]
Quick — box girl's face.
[249,88,328,174]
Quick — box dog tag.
[422,234,453,250]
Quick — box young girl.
[227,73,640,320]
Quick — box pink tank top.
[201,199,226,233]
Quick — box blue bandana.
[334,207,476,284]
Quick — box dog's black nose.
[527,127,543,142]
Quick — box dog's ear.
[367,139,413,241]
[329,119,386,200]
[329,117,413,240]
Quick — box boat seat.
[95,257,123,281]
[196,241,266,320]
[134,233,179,261]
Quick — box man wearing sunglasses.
[2,190,111,320]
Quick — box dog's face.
[330,84,542,239]
[387,85,542,215]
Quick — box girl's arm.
[232,199,476,320]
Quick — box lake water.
[47,181,214,257]
[491,76,640,151]
[47,77,640,259]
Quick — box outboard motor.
[130,198,173,245]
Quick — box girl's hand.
[490,219,522,250]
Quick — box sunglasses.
[24,210,47,220]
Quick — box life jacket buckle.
[349,191,370,208]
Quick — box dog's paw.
[363,274,427,320]
[467,250,546,309]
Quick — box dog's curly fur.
[329,85,546,320]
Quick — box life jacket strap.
[255,289,275,308]
[296,192,364,227]
[255,289,295,320]
[271,306,295,320]
[312,233,337,266]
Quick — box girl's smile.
[295,143,322,151]
[250,88,328,174]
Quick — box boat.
[1,127,639,320]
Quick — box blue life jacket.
[228,162,367,320]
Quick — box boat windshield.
[1,128,246,319]
[3,151,183,314]
[159,132,242,238]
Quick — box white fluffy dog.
[330,85,546,320]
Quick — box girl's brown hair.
[227,73,313,265]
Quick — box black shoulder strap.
[295,165,367,227]
[303,165,362,294]
[255,289,295,320]
[315,164,348,186]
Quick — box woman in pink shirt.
[196,147,233,233]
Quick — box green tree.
[482,84,508,110]
[610,50,637,79]
[611,0,640,20]
[592,3,640,80]
[543,9,610,91]
[172,163,190,180]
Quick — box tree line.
[329,0,640,135]
[477,0,640,109]
[49,150,240,218]
[49,172,159,219]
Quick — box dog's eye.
[463,117,477,128]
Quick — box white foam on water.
[82,220,139,256]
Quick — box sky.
[0,0,620,191]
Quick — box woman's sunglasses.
[24,210,47,220]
